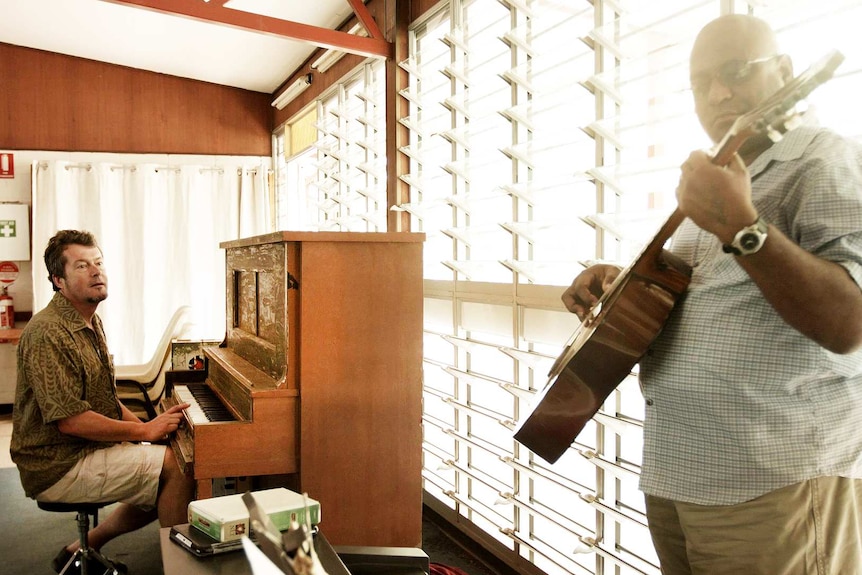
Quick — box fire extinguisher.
[0,285,14,330]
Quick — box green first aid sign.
[0,204,30,260]
[0,221,16,238]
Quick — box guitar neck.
[515,51,844,465]
[635,96,778,266]
[639,208,686,265]
[638,139,737,264]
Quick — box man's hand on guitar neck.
[676,150,759,244]
[562,264,622,320]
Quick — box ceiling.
[0,0,388,95]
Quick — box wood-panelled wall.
[0,43,272,156]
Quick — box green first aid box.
[188,488,321,542]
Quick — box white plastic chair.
[115,305,193,420]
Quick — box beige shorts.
[36,442,166,511]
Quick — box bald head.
[691,15,780,71]
[688,15,793,149]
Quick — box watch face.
[740,232,761,251]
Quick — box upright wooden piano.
[162,231,425,546]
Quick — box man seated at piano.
[10,229,195,573]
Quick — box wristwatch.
[722,217,768,256]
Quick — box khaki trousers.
[645,477,862,575]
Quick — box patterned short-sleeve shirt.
[10,292,120,498]
[639,123,862,505]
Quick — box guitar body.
[514,248,691,463]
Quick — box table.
[0,324,23,404]
[160,525,351,575]
[0,326,23,344]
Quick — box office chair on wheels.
[37,501,125,575]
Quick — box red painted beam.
[100,0,392,59]
[346,0,383,40]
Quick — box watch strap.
[722,217,768,256]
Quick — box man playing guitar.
[563,14,862,575]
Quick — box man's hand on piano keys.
[145,403,190,443]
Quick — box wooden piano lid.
[219,230,425,249]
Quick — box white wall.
[0,150,35,313]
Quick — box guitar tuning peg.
[766,124,786,143]
[784,114,804,132]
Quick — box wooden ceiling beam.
[100,0,392,59]
[346,0,383,40]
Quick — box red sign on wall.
[0,261,19,284]
[0,154,13,179]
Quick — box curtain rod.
[35,162,272,176]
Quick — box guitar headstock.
[711,50,844,165]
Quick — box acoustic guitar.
[514,50,845,464]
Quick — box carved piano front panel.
[225,239,293,386]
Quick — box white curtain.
[32,160,271,365]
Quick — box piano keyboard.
[174,383,236,424]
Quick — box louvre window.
[274,1,862,572]
[398,1,862,574]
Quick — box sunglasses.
[690,55,781,95]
